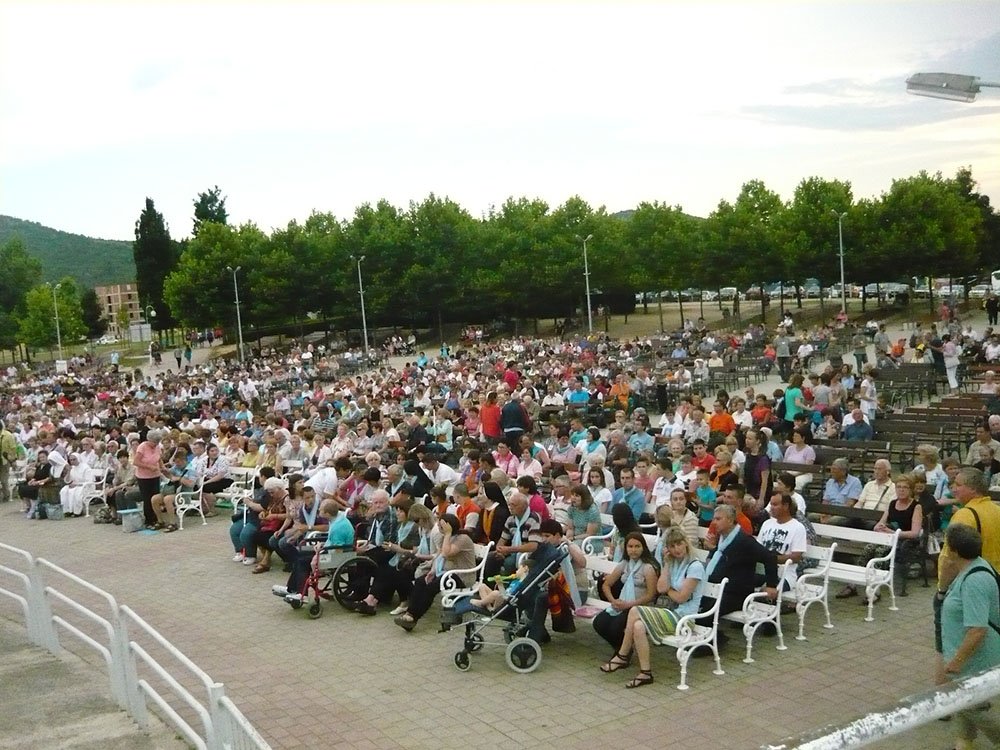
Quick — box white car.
[970,284,991,299]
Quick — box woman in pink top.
[493,441,520,478]
[133,429,165,527]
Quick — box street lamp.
[906,72,1000,103]
[831,210,847,313]
[225,266,245,362]
[349,255,370,364]
[144,304,156,341]
[49,282,63,359]
[574,234,594,333]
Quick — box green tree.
[954,167,1000,276]
[80,288,108,338]
[192,185,229,237]
[0,237,43,351]
[775,177,854,309]
[164,222,268,328]
[17,279,85,353]
[864,171,981,289]
[705,180,785,318]
[133,198,178,331]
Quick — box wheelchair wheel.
[332,556,377,608]
[505,637,541,674]
[465,633,485,653]
[454,651,471,672]
[308,602,323,619]
[288,599,303,610]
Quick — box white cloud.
[1,0,998,240]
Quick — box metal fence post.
[26,557,60,654]
[207,682,230,750]
[112,610,149,728]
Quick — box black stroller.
[450,542,570,674]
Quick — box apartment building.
[94,281,142,335]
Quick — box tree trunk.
[657,295,664,333]
[698,291,705,320]
[779,281,785,316]
[437,307,444,344]
[677,292,685,328]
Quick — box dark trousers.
[593,607,630,651]
[776,357,791,381]
[137,477,160,525]
[285,548,314,595]
[372,564,414,604]
[406,575,442,621]
[268,534,298,563]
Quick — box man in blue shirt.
[611,468,647,522]
[566,380,590,405]
[627,422,654,457]
[821,458,863,517]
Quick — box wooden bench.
[811,523,900,622]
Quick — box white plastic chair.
[175,475,207,529]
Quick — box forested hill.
[0,215,135,287]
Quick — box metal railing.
[0,543,270,750]
[764,665,1000,749]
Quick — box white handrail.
[763,665,1000,749]
[0,543,270,750]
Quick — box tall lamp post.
[225,266,245,362]
[831,210,847,313]
[50,282,63,360]
[350,255,370,363]
[144,304,156,341]
[574,234,594,333]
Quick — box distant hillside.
[0,215,135,288]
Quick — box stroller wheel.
[465,633,485,653]
[454,651,471,672]
[308,602,323,619]
[505,637,542,674]
[332,556,377,608]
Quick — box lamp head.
[906,72,980,103]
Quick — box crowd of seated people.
[2,312,994,680]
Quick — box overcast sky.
[1,0,998,241]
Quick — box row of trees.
[146,168,996,338]
[3,168,995,359]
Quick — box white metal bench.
[721,560,794,664]
[657,577,729,690]
[812,524,900,622]
[782,542,837,640]
[440,542,495,608]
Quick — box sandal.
[625,670,654,689]
[163,524,178,533]
[251,564,270,574]
[600,652,632,673]
[860,594,881,606]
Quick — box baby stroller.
[278,531,376,619]
[450,542,569,674]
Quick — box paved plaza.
[0,502,973,750]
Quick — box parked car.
[719,287,739,301]
[700,290,719,302]
[745,285,765,300]
[96,335,119,345]
[970,284,991,299]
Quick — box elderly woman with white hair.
[59,454,92,517]
[979,370,998,396]
[133,428,166,527]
